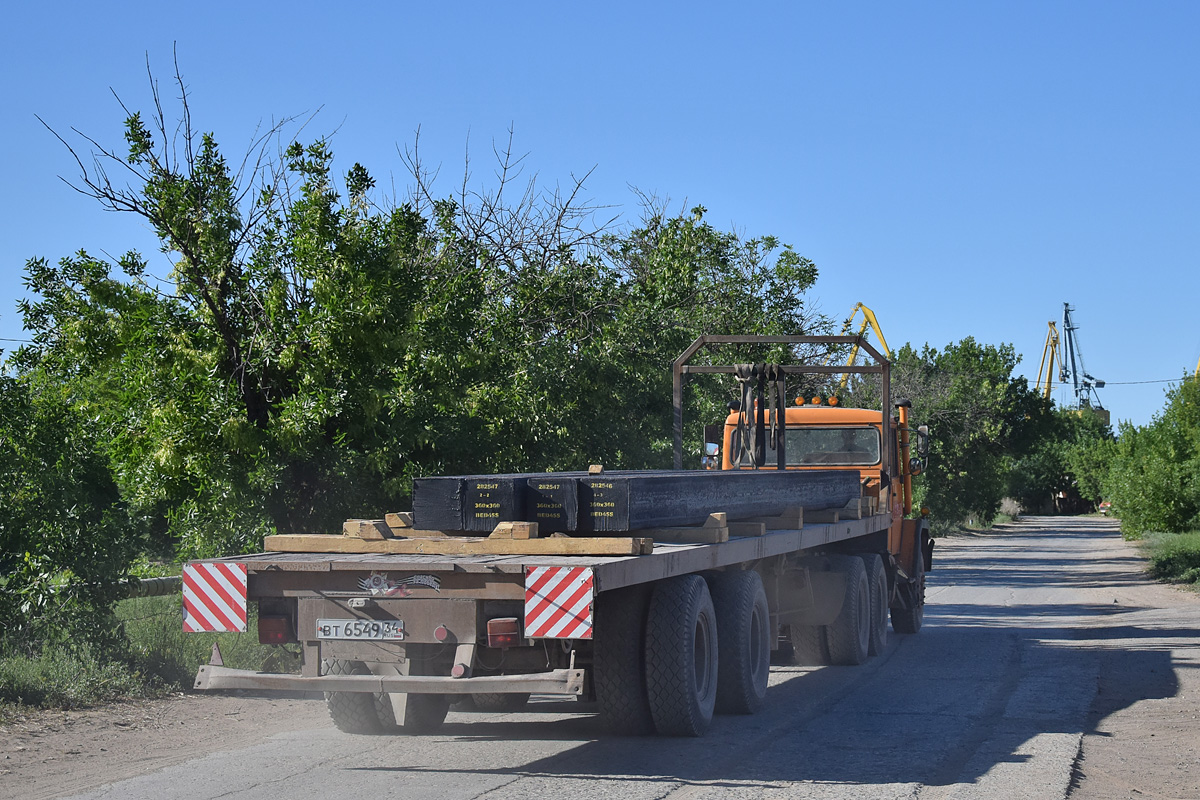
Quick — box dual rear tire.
[595,570,770,737]
[789,553,890,666]
[322,651,450,735]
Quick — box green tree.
[1008,407,1113,512]
[886,338,1049,529]
[14,76,823,563]
[0,371,140,652]
[1104,377,1200,538]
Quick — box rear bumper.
[194,664,586,696]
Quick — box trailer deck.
[202,513,891,594]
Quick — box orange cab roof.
[725,406,885,426]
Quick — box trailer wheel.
[891,543,926,634]
[707,570,770,715]
[825,555,870,666]
[789,623,830,666]
[594,585,655,735]
[398,691,451,733]
[861,554,889,656]
[471,692,531,712]
[322,659,384,734]
[645,575,719,736]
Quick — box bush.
[1106,379,1200,539]
[1144,531,1200,585]
[117,594,298,688]
[0,643,145,708]
[0,592,298,711]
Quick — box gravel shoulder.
[0,693,328,800]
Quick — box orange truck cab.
[716,400,929,575]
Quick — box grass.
[0,592,298,712]
[1143,531,1200,587]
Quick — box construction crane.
[1035,321,1060,401]
[825,302,890,396]
[1059,302,1107,421]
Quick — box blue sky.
[2,2,1197,427]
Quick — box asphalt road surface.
[57,517,1200,800]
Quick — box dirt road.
[2,517,1197,799]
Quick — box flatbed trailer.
[184,335,932,737]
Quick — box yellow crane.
[826,302,890,396]
[1035,321,1061,400]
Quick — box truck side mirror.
[916,425,929,458]
[701,441,720,469]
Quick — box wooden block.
[743,506,804,530]
[343,519,393,540]
[636,525,729,544]
[588,464,604,475]
[806,509,840,524]
[489,521,540,540]
[263,533,648,556]
[385,512,413,530]
[840,499,865,520]
[728,521,767,538]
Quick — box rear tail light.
[257,615,296,644]
[487,617,521,648]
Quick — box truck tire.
[707,570,770,715]
[594,585,655,735]
[471,692,531,712]
[861,554,889,656]
[645,575,719,736]
[399,692,451,733]
[322,659,384,734]
[891,542,926,634]
[825,555,870,666]
[789,623,830,666]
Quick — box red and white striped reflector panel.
[524,566,594,640]
[183,563,248,633]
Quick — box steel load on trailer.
[185,334,932,737]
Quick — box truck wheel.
[645,575,719,736]
[471,692,531,712]
[861,554,889,656]
[397,646,451,734]
[594,585,655,735]
[891,543,926,634]
[399,692,451,733]
[825,555,870,666]
[322,659,384,734]
[707,570,770,715]
[789,623,830,666]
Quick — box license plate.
[316,618,404,640]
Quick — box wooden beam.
[489,521,540,540]
[728,521,767,538]
[742,506,804,530]
[385,512,413,530]
[343,519,393,540]
[264,534,650,557]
